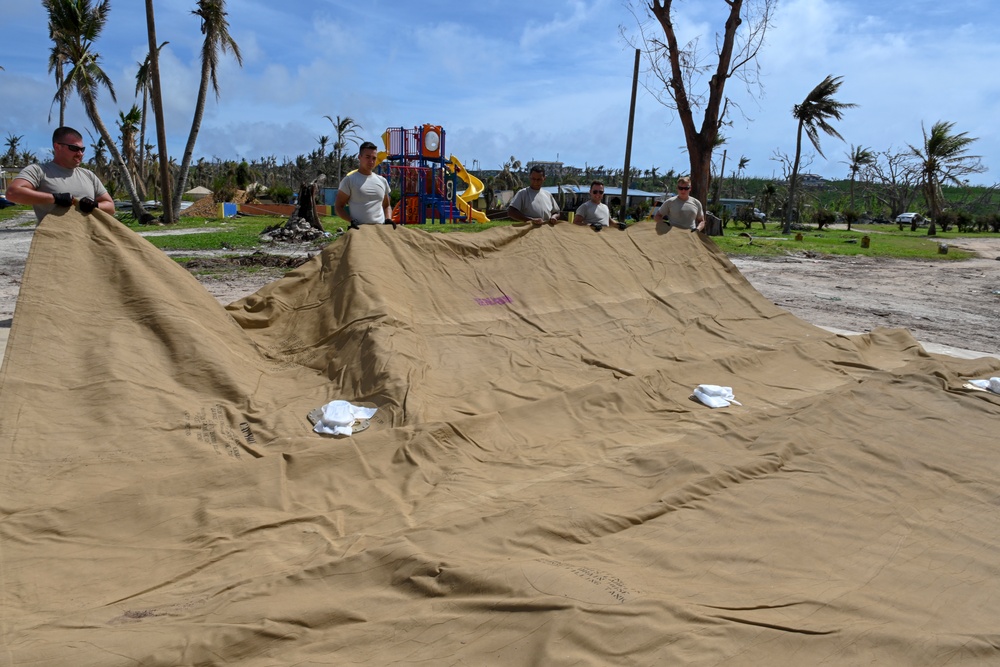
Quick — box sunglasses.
[677,186,691,190]
[58,142,86,154]
[591,190,604,194]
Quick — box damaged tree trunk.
[261,175,329,243]
[294,176,326,232]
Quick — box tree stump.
[293,176,326,232]
[260,175,329,243]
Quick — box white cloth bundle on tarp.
[312,400,378,435]
[692,384,742,408]
[967,377,1000,394]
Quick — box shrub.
[955,210,974,233]
[212,174,237,204]
[935,210,958,233]
[812,208,836,230]
[269,185,293,204]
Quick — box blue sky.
[2,0,998,183]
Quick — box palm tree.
[842,144,874,214]
[3,133,23,165]
[171,0,242,220]
[783,75,856,233]
[87,133,109,183]
[143,0,172,222]
[43,0,146,218]
[731,155,749,196]
[46,19,67,126]
[316,135,329,159]
[324,115,362,185]
[117,104,144,199]
[144,146,158,200]
[908,120,984,236]
[135,41,167,202]
[493,156,522,192]
[134,55,151,187]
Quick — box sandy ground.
[730,242,1000,356]
[2,212,999,359]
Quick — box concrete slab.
[819,326,999,360]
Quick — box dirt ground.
[2,211,998,356]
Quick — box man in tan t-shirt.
[653,176,705,233]
[5,126,115,221]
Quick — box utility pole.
[619,48,640,224]
[713,149,727,206]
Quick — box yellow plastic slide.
[447,155,489,222]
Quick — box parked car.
[0,195,16,209]
[895,212,922,224]
[752,208,767,222]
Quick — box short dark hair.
[529,166,545,176]
[52,126,83,144]
[590,180,604,189]
[359,141,378,154]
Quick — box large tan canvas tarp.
[2,210,999,666]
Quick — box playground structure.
[376,125,488,224]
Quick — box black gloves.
[53,192,73,208]
[618,222,627,231]
[390,220,397,230]
[591,223,602,232]
[79,197,97,214]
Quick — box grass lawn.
[0,204,33,222]
[0,202,982,264]
[131,213,987,262]
[713,224,978,260]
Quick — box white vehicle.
[895,212,922,224]
[752,208,767,222]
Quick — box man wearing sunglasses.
[5,126,115,222]
[653,176,705,233]
[572,180,622,231]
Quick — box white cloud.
[3,0,998,182]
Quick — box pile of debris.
[180,252,310,271]
[180,190,254,218]
[180,194,217,218]
[260,216,330,243]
